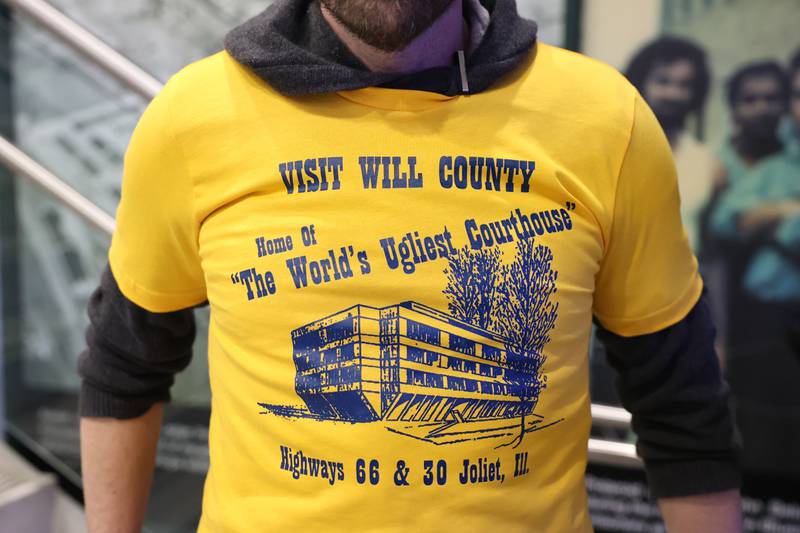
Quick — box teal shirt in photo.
[712,120,800,301]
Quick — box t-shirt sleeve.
[108,80,207,312]
[593,93,703,337]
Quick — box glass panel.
[2,9,211,532]
[9,6,212,406]
[30,0,274,81]
[518,0,567,46]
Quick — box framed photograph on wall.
[581,1,800,531]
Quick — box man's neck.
[321,0,467,74]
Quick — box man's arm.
[591,90,742,528]
[708,168,799,242]
[738,200,800,234]
[78,264,199,531]
[80,403,164,533]
[659,489,742,533]
[77,72,208,531]
[595,291,742,531]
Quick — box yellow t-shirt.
[110,43,702,532]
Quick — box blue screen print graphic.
[259,236,563,448]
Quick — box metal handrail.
[591,404,633,429]
[1,0,636,437]
[588,438,640,467]
[0,136,115,235]
[3,0,162,100]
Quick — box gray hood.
[223,0,538,96]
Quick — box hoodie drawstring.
[457,50,470,94]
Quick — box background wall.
[581,0,660,70]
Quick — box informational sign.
[587,464,800,533]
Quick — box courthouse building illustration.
[291,301,534,423]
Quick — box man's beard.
[653,109,688,134]
[320,0,456,52]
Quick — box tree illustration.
[443,245,503,331]
[494,237,559,449]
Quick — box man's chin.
[321,0,455,52]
